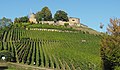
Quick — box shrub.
[64,23,69,27]
[0,50,14,62]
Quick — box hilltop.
[14,22,100,35]
[13,6,100,35]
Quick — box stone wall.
[56,21,69,26]
[38,20,80,26]
[69,17,80,24]
[39,21,55,25]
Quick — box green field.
[0,24,101,70]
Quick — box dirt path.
[7,62,53,70]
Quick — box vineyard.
[0,25,101,70]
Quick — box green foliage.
[35,11,41,22]
[14,16,29,23]
[101,18,120,70]
[0,50,13,62]
[54,10,69,21]
[115,66,120,70]
[64,23,69,27]
[14,18,20,23]
[19,16,29,23]
[0,17,12,28]
[0,24,101,70]
[35,6,52,22]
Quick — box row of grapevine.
[0,27,101,70]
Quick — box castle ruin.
[29,13,81,27]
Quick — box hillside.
[22,23,100,35]
[0,23,101,70]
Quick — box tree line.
[14,6,69,23]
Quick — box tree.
[35,6,52,22]
[35,11,42,23]
[14,17,20,23]
[54,10,69,21]
[19,16,29,23]
[101,18,120,70]
[0,50,14,62]
[14,16,29,23]
[0,17,12,27]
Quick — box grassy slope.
[0,23,102,70]
[17,28,101,69]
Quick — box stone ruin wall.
[29,14,80,26]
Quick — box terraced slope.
[0,27,101,70]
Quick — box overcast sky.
[0,0,120,32]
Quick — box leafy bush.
[0,50,13,62]
[64,23,69,27]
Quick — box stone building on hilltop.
[29,13,81,27]
[68,17,80,26]
[29,13,37,24]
